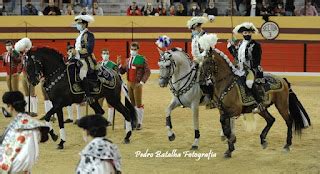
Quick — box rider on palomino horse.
[187,15,215,108]
[227,22,265,113]
[74,13,97,104]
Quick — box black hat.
[5,40,14,45]
[233,22,259,34]
[78,114,108,137]
[2,91,25,106]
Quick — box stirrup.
[252,103,265,114]
[84,96,95,104]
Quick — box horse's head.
[25,47,66,86]
[25,48,43,86]
[157,49,175,88]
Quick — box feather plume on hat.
[198,33,218,51]
[14,38,32,52]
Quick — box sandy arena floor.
[0,74,319,174]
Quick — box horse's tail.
[283,78,311,135]
[121,81,137,125]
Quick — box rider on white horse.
[187,15,215,107]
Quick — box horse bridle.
[158,52,176,82]
[28,55,43,82]
[159,51,198,99]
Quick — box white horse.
[158,48,206,150]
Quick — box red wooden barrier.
[307,44,320,72]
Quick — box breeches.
[6,73,20,91]
[127,82,142,107]
[79,59,88,80]
[22,72,35,96]
[245,70,254,89]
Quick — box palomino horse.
[205,48,311,158]
[25,47,136,149]
[158,48,209,150]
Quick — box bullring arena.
[0,8,320,174]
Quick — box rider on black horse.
[74,13,97,104]
[227,22,265,113]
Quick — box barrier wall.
[0,16,319,72]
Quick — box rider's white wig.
[198,34,218,51]
[74,14,94,24]
[233,22,259,34]
[14,37,32,52]
[187,16,208,29]
[155,35,172,48]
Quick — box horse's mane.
[32,46,65,65]
[213,48,239,74]
[168,47,192,61]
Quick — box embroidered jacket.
[228,39,262,77]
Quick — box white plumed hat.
[198,34,218,51]
[14,37,32,52]
[186,16,209,29]
[74,14,95,24]
[155,35,172,48]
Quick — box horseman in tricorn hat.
[73,13,97,104]
[227,22,265,113]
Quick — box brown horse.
[204,48,311,158]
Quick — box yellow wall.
[0,16,319,40]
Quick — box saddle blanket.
[236,73,283,106]
[66,63,117,95]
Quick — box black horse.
[25,47,136,149]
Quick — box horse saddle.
[236,73,283,106]
[66,63,117,95]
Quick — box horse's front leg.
[190,101,200,150]
[220,118,235,141]
[220,114,236,158]
[89,99,105,115]
[166,99,180,141]
[41,104,59,142]
[56,107,66,149]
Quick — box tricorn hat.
[233,22,259,34]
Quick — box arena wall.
[0,16,319,73]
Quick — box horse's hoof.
[224,152,232,158]
[190,146,198,150]
[221,136,227,142]
[57,144,64,149]
[57,140,65,150]
[261,141,268,149]
[283,145,290,152]
[168,133,176,141]
[123,138,130,144]
[51,134,58,142]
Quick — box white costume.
[186,15,215,63]
[76,137,121,174]
[0,113,48,174]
